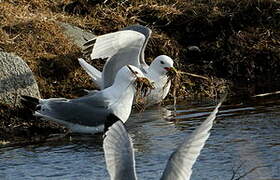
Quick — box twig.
[231,163,269,180]
[230,162,245,180]
[252,90,280,97]
[179,71,209,80]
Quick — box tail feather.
[21,95,39,110]
[78,58,103,89]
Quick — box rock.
[59,22,95,49]
[0,52,40,106]
[187,46,201,52]
[185,45,202,64]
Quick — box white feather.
[160,98,224,180]
[90,30,145,60]
[78,58,103,88]
[103,121,137,180]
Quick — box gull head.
[150,55,176,76]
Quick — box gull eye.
[134,71,139,74]
[160,61,165,64]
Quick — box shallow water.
[1,97,280,180]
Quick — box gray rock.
[0,52,40,106]
[59,22,95,49]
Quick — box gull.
[79,24,177,105]
[21,65,153,134]
[103,97,225,180]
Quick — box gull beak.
[165,66,177,78]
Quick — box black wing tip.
[20,95,39,110]
[21,95,39,103]
[104,114,123,135]
[83,38,97,47]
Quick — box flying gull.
[21,65,153,134]
[79,24,177,105]
[103,97,225,180]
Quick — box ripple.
[1,98,280,179]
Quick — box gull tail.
[21,95,40,110]
[78,58,103,89]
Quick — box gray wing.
[160,97,225,180]
[35,92,111,127]
[121,25,152,68]
[101,46,143,88]
[103,121,137,180]
[99,30,146,88]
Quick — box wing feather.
[103,121,137,180]
[85,30,145,61]
[121,25,151,68]
[82,30,146,88]
[160,96,225,180]
[34,92,110,127]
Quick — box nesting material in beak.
[134,77,155,100]
[133,77,155,111]
[166,67,178,80]
[126,65,155,106]
[164,66,180,107]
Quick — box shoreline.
[1,0,280,147]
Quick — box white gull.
[79,24,176,105]
[21,65,151,134]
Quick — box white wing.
[83,25,151,67]
[83,30,146,88]
[160,97,225,180]
[78,58,103,89]
[84,30,145,62]
[121,25,152,68]
[103,121,137,180]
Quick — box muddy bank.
[1,0,280,145]
[0,103,68,146]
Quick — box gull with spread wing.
[103,97,225,180]
[79,25,177,105]
[21,65,154,134]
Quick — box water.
[1,97,280,180]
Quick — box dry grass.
[0,1,96,98]
[1,0,279,100]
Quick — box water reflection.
[0,97,280,180]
